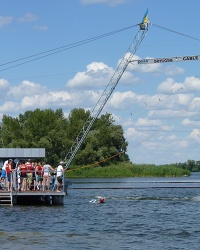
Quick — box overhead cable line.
[66,151,125,173]
[152,23,200,42]
[7,71,77,81]
[0,24,139,72]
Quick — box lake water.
[1,173,200,249]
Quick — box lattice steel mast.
[64,17,149,168]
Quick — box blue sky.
[1,0,200,165]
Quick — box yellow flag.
[142,9,148,23]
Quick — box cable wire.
[152,23,200,42]
[0,24,139,72]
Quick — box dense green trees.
[0,108,129,166]
[159,160,200,173]
[174,160,200,172]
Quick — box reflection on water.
[1,173,200,249]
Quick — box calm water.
[1,173,200,249]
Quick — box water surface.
[1,173,200,249]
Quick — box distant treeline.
[162,160,200,172]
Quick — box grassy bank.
[66,162,190,178]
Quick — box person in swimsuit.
[42,161,54,191]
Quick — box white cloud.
[109,91,137,109]
[130,60,162,74]
[0,77,104,117]
[120,71,141,85]
[178,140,189,148]
[17,13,38,22]
[182,118,200,127]
[158,76,200,94]
[0,101,20,113]
[0,79,10,98]
[184,76,200,92]
[189,129,200,142]
[165,65,184,76]
[125,127,150,142]
[125,127,137,137]
[160,125,172,131]
[156,94,193,109]
[188,97,200,111]
[0,16,13,27]
[67,60,143,89]
[0,79,9,88]
[67,62,113,89]
[182,118,191,126]
[157,78,182,94]
[21,91,72,109]
[169,134,177,141]
[135,118,161,127]
[8,80,47,99]
[148,109,184,119]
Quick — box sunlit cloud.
[8,81,47,99]
[66,62,113,89]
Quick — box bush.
[66,162,190,178]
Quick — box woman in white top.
[42,161,54,191]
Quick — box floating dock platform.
[0,179,68,206]
[0,190,66,206]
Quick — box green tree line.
[163,160,200,172]
[0,108,129,166]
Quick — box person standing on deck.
[12,160,18,191]
[1,159,8,187]
[5,159,12,192]
[16,162,21,191]
[42,161,54,191]
[35,162,43,190]
[32,162,36,191]
[34,162,39,189]
[56,161,66,192]
[26,159,33,191]
[20,161,27,191]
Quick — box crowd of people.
[0,159,66,192]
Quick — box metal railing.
[0,170,66,193]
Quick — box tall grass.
[66,162,190,178]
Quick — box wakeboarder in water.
[89,197,105,203]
